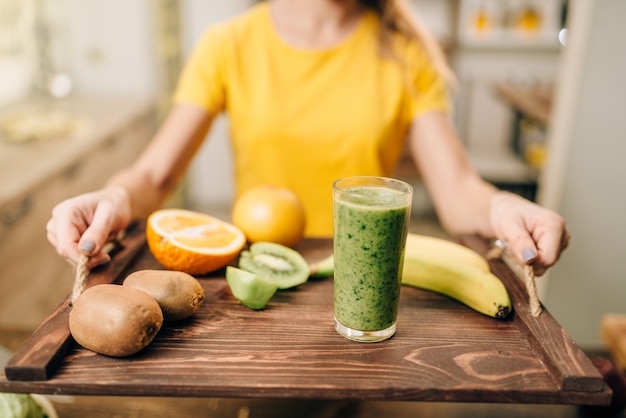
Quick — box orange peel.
[146,209,246,274]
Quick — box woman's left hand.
[489,191,570,276]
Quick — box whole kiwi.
[123,270,204,322]
[69,284,163,357]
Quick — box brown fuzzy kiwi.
[69,284,163,357]
[123,270,204,322]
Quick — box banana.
[405,233,490,272]
[313,233,512,319]
[402,233,511,319]
[401,250,512,319]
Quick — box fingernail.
[522,247,537,263]
[79,240,95,253]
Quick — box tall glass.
[332,176,412,343]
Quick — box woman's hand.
[489,191,570,276]
[46,104,214,269]
[46,186,132,268]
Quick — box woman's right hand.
[46,185,132,268]
[46,103,214,268]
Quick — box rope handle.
[70,240,119,304]
[524,264,541,316]
[488,240,542,317]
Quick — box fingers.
[499,227,567,277]
[48,214,115,267]
[47,202,86,264]
[531,222,570,276]
[78,201,118,256]
[77,205,123,268]
[495,221,540,269]
[46,189,130,266]
[490,191,569,276]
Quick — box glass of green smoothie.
[332,176,412,342]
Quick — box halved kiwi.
[238,242,310,289]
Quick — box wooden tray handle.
[4,223,146,381]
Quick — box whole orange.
[232,185,306,247]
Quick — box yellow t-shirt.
[174,3,449,237]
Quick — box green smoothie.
[333,179,411,341]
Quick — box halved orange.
[146,209,246,275]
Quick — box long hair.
[361,0,456,88]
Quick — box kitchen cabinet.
[495,82,552,164]
[451,0,564,199]
[0,96,156,330]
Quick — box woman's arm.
[47,103,214,266]
[108,104,214,219]
[408,111,497,237]
[408,111,569,275]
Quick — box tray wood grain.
[0,224,611,405]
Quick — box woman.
[46,0,569,276]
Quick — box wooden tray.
[0,223,611,405]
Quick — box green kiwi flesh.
[226,266,278,309]
[238,242,310,289]
[309,254,334,278]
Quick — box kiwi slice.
[238,242,310,289]
[226,266,278,310]
[310,254,334,278]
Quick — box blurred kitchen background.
[0,0,624,349]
